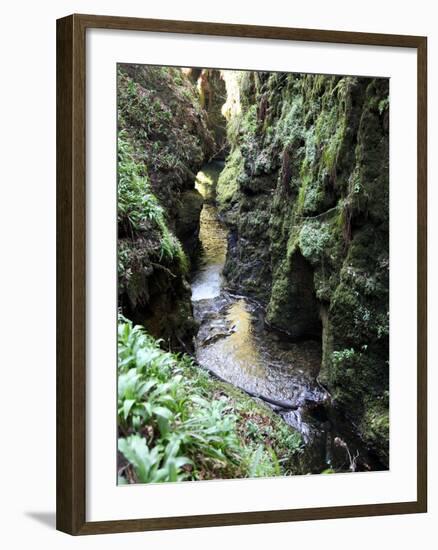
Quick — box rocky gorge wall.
[217,72,390,464]
[117,65,215,348]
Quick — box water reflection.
[191,167,228,301]
[195,295,324,407]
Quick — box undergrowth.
[117,316,303,483]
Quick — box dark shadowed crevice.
[286,250,322,341]
[265,249,323,343]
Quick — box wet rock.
[175,189,204,260]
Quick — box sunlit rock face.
[217,71,389,466]
[197,69,228,160]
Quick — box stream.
[190,163,382,474]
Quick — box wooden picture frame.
[56,13,427,535]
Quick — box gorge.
[117,63,389,482]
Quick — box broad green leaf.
[123,399,136,420]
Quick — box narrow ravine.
[191,163,384,474]
[191,162,228,302]
[117,65,389,484]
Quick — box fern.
[118,131,188,270]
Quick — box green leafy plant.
[331,348,357,366]
[118,434,193,483]
[117,317,302,483]
[117,131,188,270]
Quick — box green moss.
[192,372,303,476]
[118,132,188,272]
[298,220,331,262]
[216,148,243,211]
[360,400,389,459]
[219,71,389,464]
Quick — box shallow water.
[194,294,326,410]
[190,200,227,301]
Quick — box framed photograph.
[56,14,427,535]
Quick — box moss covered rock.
[218,72,389,464]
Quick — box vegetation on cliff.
[117,65,214,346]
